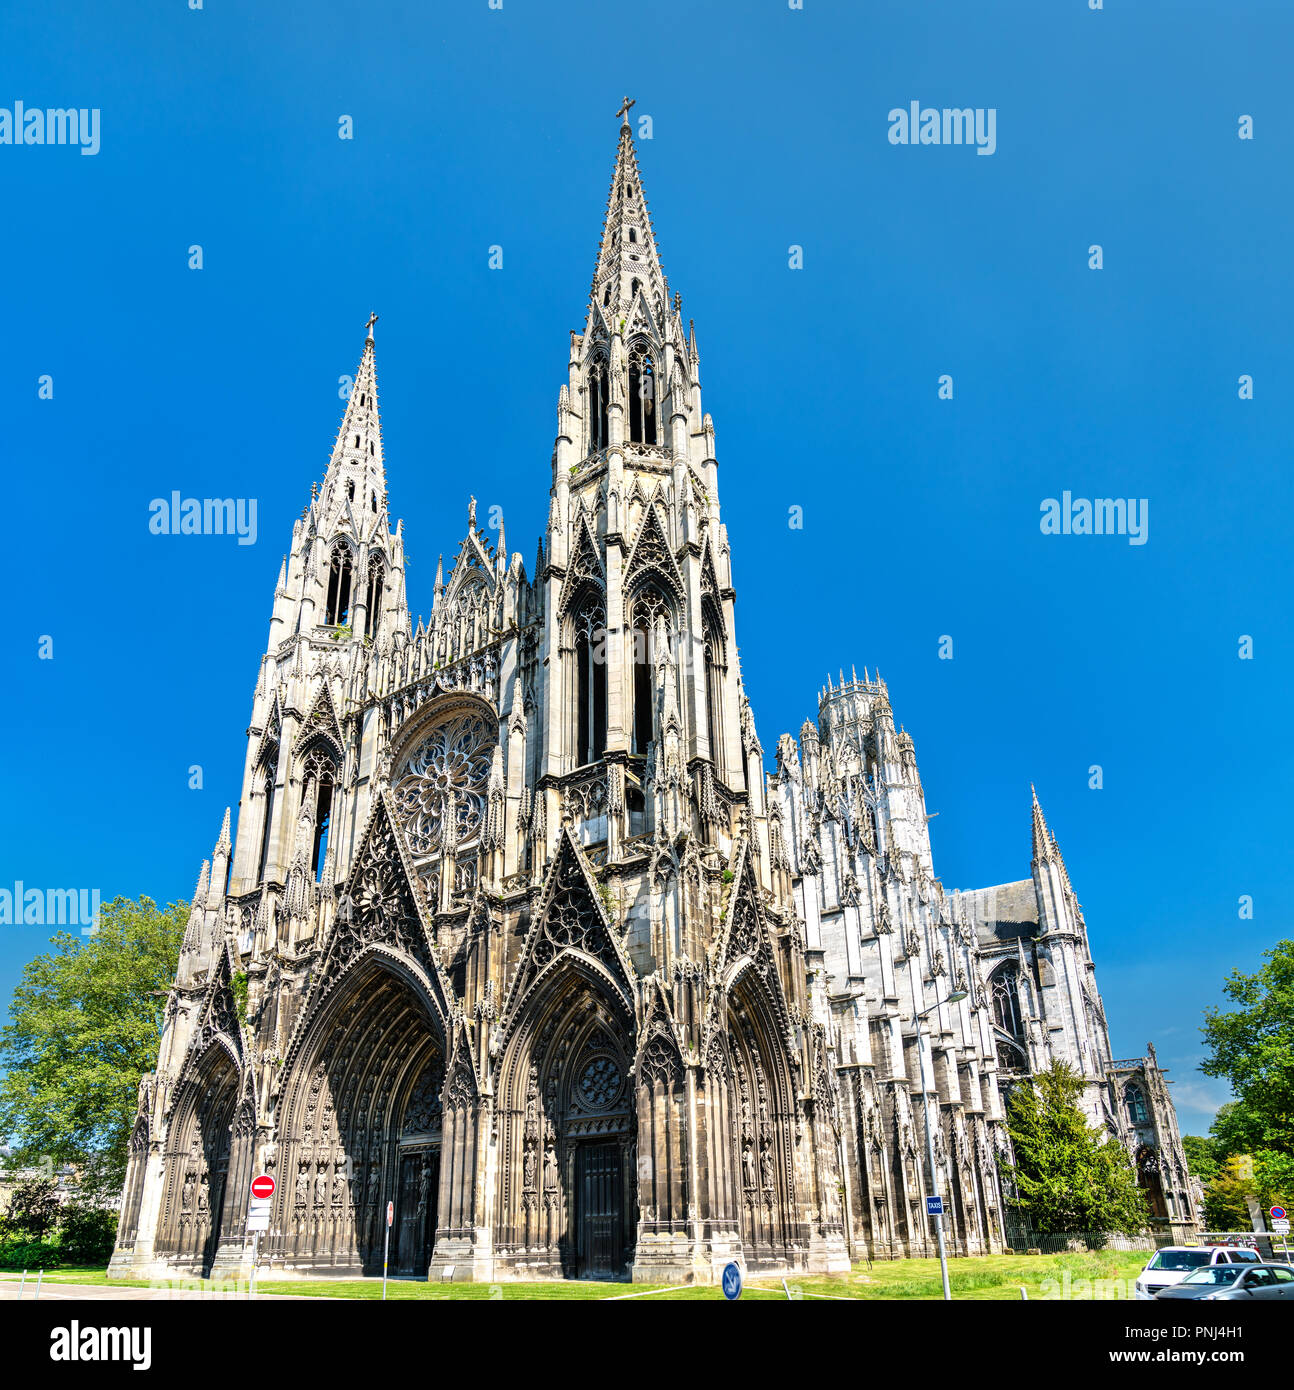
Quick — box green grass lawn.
[3,1249,1150,1300]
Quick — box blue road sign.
[926,1195,945,1217]
[1271,1205,1287,1221]
[721,1261,743,1301]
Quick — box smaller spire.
[192,860,210,908]
[216,807,232,855]
[1031,785,1052,867]
[181,861,211,952]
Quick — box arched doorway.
[155,1043,239,1275]
[723,983,798,1269]
[272,956,445,1275]
[391,1055,443,1275]
[1136,1145,1169,1221]
[496,968,636,1279]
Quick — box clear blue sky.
[3,1,1291,1137]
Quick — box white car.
[1134,1245,1262,1300]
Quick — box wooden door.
[394,1151,437,1275]
[577,1141,623,1277]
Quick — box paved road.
[0,1279,316,1301]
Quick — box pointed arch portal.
[269,955,446,1275]
[496,961,636,1279]
[154,1044,239,1276]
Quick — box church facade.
[110,110,1196,1286]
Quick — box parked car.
[1133,1245,1262,1299]
[1155,1264,1294,1301]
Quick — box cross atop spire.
[616,95,635,128]
[365,311,378,341]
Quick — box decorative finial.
[365,311,378,341]
[616,96,636,129]
[468,495,477,530]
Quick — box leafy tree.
[1201,940,1294,1159]
[1202,1155,1257,1230]
[1199,1153,1291,1232]
[0,895,187,1197]
[1181,1134,1219,1184]
[999,1061,1150,1235]
[57,1201,119,1264]
[1,1177,62,1240]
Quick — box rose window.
[393,713,493,856]
[577,1055,623,1111]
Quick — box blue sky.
[3,1,1291,1137]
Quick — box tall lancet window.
[990,962,1027,1074]
[1124,1084,1149,1127]
[325,544,353,626]
[363,557,384,639]
[588,356,609,453]
[631,585,670,755]
[257,754,278,883]
[703,613,725,770]
[628,344,656,445]
[574,597,607,766]
[302,751,337,882]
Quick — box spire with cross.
[586,98,666,319]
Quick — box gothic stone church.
[111,111,1197,1285]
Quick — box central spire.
[317,317,387,529]
[587,104,668,328]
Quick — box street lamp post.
[915,989,968,1302]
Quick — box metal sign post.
[922,1112,951,1301]
[383,1200,394,1300]
[246,1174,275,1299]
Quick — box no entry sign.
[251,1174,276,1201]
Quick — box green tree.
[999,1061,1150,1235]
[1181,1134,1219,1184]
[1,1177,62,1240]
[0,895,187,1197]
[1201,940,1294,1159]
[1200,1153,1292,1232]
[57,1201,119,1264]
